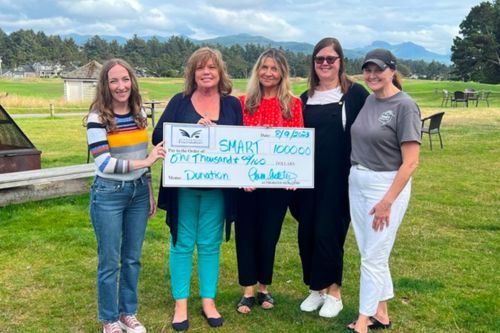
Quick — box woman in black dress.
[290,37,368,318]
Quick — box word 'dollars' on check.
[162,123,315,188]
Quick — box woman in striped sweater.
[86,58,165,333]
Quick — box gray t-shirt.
[351,91,421,171]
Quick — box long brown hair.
[245,48,294,119]
[392,71,403,90]
[85,58,145,131]
[307,37,353,97]
[183,47,232,96]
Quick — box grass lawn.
[1,77,499,114]
[0,82,499,332]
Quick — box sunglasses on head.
[314,56,340,64]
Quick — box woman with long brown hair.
[86,58,165,333]
[290,37,369,318]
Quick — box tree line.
[0,28,460,81]
[451,0,499,83]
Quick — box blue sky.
[0,0,485,54]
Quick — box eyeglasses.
[314,56,340,65]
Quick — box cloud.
[0,0,486,54]
[0,16,75,33]
[193,5,302,41]
[383,25,460,54]
[58,0,143,19]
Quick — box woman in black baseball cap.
[347,48,421,333]
[362,48,397,71]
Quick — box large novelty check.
[162,123,314,188]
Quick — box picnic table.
[142,100,164,127]
[448,89,491,107]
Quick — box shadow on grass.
[455,223,500,231]
[395,277,445,293]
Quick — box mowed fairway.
[0,78,499,332]
[1,77,499,112]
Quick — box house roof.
[62,60,102,79]
[14,65,36,73]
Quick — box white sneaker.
[300,290,325,312]
[319,294,343,318]
[102,321,123,333]
[119,315,146,333]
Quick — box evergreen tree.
[0,28,453,80]
[83,35,112,63]
[451,0,500,83]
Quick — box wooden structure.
[0,163,95,206]
[0,104,41,173]
[61,60,102,102]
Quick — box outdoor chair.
[441,89,451,107]
[451,91,467,107]
[466,90,479,107]
[478,91,491,107]
[421,112,445,150]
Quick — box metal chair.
[421,112,445,150]
[465,90,479,107]
[451,91,468,107]
[478,91,491,107]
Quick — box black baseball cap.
[361,48,397,70]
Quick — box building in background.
[61,60,102,102]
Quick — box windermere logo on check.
[170,124,210,148]
[180,129,202,138]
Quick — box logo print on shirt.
[179,129,202,138]
[378,110,395,125]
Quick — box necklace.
[192,91,219,119]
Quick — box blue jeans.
[90,175,150,322]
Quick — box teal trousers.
[170,188,224,299]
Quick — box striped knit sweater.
[87,110,151,181]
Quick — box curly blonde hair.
[183,47,232,96]
[85,58,146,131]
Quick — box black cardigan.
[152,92,243,246]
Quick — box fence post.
[50,104,55,118]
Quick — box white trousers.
[348,165,411,316]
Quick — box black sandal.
[257,292,274,309]
[236,296,255,313]
[347,321,367,333]
[369,316,392,329]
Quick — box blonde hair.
[183,47,232,96]
[307,37,353,97]
[245,48,294,119]
[85,58,145,131]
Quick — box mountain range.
[63,33,451,64]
